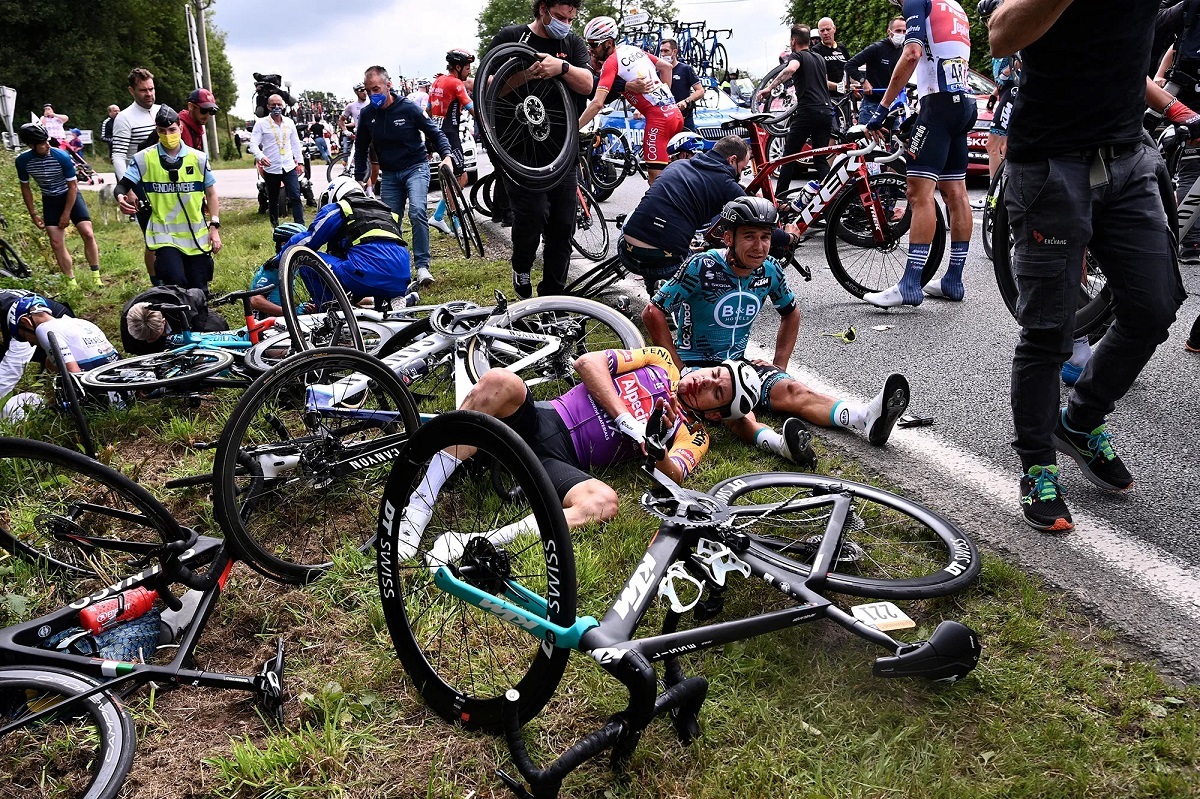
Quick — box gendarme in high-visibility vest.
[135,145,211,255]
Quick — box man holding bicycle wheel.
[642,197,910,463]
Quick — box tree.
[476,0,678,58]
[784,0,991,73]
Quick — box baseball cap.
[43,103,53,108]
[187,88,220,111]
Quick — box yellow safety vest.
[135,145,211,255]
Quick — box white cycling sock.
[408,450,462,524]
[427,513,538,568]
[754,427,787,458]
[1068,336,1092,368]
[830,400,869,433]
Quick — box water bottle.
[79,586,157,635]
[793,180,823,213]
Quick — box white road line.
[745,341,1200,623]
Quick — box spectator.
[111,67,161,283]
[341,82,369,154]
[115,105,222,294]
[182,88,219,151]
[845,17,907,126]
[658,38,705,132]
[308,116,332,161]
[100,104,119,160]
[0,289,74,402]
[354,65,451,289]
[62,128,84,157]
[250,94,305,227]
[406,80,431,114]
[40,104,68,145]
[15,123,102,288]
[812,18,851,99]
[757,25,834,195]
[120,285,228,356]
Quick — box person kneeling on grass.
[397,346,774,548]
[642,196,910,463]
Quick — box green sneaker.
[1019,465,1073,533]
[1053,410,1133,492]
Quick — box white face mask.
[890,32,905,46]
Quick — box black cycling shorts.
[990,84,1016,136]
[441,123,466,177]
[498,390,592,500]
[41,192,90,227]
[906,92,978,182]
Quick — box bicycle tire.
[570,181,610,261]
[981,166,1004,263]
[991,181,1115,338]
[441,163,485,258]
[589,127,634,196]
[0,665,136,799]
[241,322,393,375]
[464,296,644,402]
[377,410,576,732]
[0,437,183,611]
[325,152,351,183]
[0,238,32,278]
[476,43,578,192]
[278,245,364,353]
[47,332,97,458]
[752,64,800,136]
[684,39,706,75]
[708,472,981,598]
[823,172,945,298]
[563,255,627,299]
[80,348,235,391]
[213,347,420,584]
[469,172,495,219]
[710,43,729,80]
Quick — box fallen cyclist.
[397,345,773,541]
[641,196,911,462]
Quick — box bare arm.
[578,88,610,128]
[205,184,222,254]
[20,183,40,227]
[990,0,1075,57]
[1156,45,1176,86]
[640,304,686,371]
[773,309,799,371]
[758,60,800,96]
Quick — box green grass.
[0,148,1198,798]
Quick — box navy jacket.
[354,91,451,179]
[622,149,745,255]
[845,40,903,93]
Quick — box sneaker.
[512,271,533,300]
[390,291,420,312]
[970,197,986,212]
[1060,361,1083,386]
[91,270,104,288]
[416,267,435,288]
[1179,244,1200,265]
[865,373,910,446]
[1019,465,1074,533]
[1053,409,1133,492]
[429,217,453,236]
[782,417,818,470]
[863,284,919,309]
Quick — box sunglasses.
[587,40,607,49]
[820,325,857,344]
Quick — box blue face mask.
[546,16,572,38]
[369,92,388,108]
[269,106,284,117]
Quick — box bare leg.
[44,226,75,279]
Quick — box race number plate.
[851,601,915,631]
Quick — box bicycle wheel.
[325,152,351,183]
[823,173,946,298]
[589,127,633,196]
[709,472,980,599]
[213,347,420,584]
[752,64,800,136]
[476,43,579,192]
[80,348,236,391]
[377,411,576,732]
[684,39,706,74]
[375,318,457,418]
[46,332,96,459]
[981,165,1004,263]
[563,255,627,299]
[465,296,644,401]
[242,322,393,375]
[570,181,610,260]
[441,163,485,258]
[710,43,729,80]
[0,437,183,612]
[0,665,136,799]
[991,181,1115,338]
[469,172,495,219]
[0,238,32,278]
[278,245,364,353]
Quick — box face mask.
[546,16,572,38]
[159,132,181,150]
[269,106,284,117]
[369,92,388,108]
[890,33,905,46]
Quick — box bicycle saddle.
[723,113,772,129]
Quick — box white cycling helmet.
[667,131,706,157]
[321,176,363,206]
[583,16,619,43]
[720,359,762,420]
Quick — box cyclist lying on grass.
[642,197,910,462]
[396,346,770,543]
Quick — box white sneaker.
[429,217,453,235]
[864,374,910,446]
[416,267,435,287]
[863,284,914,308]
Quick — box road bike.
[211,294,641,585]
[375,405,982,798]
[0,215,33,279]
[692,27,731,79]
[0,437,296,798]
[437,162,485,259]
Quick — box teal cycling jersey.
[250,263,282,313]
[650,249,796,363]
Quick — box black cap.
[155,104,179,127]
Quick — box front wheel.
[0,666,137,799]
[325,152,351,183]
[589,127,633,195]
[47,332,96,458]
[377,411,576,732]
[823,172,946,298]
[709,472,981,599]
[441,162,485,258]
[570,181,610,260]
[751,63,799,136]
[278,245,364,353]
[80,348,235,391]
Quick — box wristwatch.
[561,60,570,75]
[208,217,221,229]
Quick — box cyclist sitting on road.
[279,177,416,311]
[121,285,229,357]
[428,49,477,237]
[7,294,118,375]
[398,345,758,535]
[577,16,684,186]
[642,197,911,463]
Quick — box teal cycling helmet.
[272,221,308,251]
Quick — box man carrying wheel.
[577,16,683,186]
[642,197,911,463]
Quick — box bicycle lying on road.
[375,405,983,798]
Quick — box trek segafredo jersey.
[904,0,972,98]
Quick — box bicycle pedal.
[254,637,286,725]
